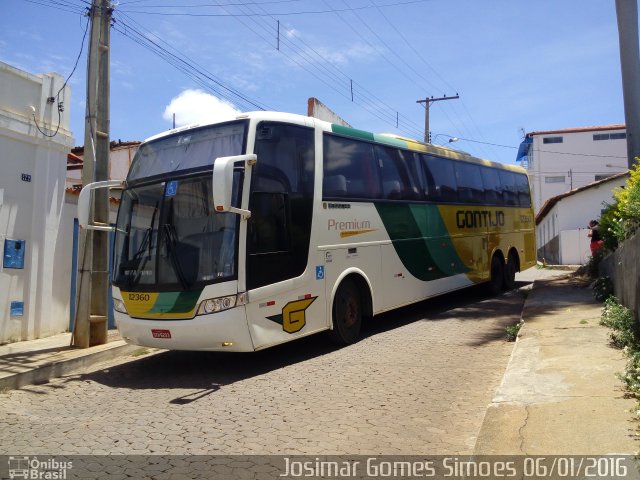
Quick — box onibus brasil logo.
[8,457,72,479]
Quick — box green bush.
[600,296,637,349]
[592,276,613,302]
[600,162,640,250]
[600,296,640,398]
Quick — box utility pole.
[615,0,640,169]
[74,0,112,348]
[416,94,459,143]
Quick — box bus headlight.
[197,295,238,315]
[113,298,128,314]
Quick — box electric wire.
[118,0,434,16]
[32,6,90,138]
[363,0,499,159]
[23,0,87,14]
[113,10,271,111]
[236,0,425,137]
[208,0,423,135]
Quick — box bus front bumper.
[114,307,255,352]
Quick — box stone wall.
[599,231,640,320]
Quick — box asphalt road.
[0,283,529,456]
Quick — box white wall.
[536,175,628,265]
[528,127,628,212]
[0,61,74,343]
[559,229,591,265]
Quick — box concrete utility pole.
[74,0,112,348]
[416,94,459,143]
[615,0,640,169]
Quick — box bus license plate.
[151,329,171,339]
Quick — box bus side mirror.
[212,154,256,219]
[78,180,124,231]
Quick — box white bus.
[79,111,536,351]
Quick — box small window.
[593,132,626,141]
[595,174,614,181]
[455,162,485,204]
[544,176,565,184]
[543,136,563,144]
[423,155,458,203]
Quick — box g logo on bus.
[266,297,317,334]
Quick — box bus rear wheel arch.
[330,274,372,345]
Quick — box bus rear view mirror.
[212,154,256,219]
[78,180,124,231]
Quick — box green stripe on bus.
[149,290,202,314]
[375,203,469,281]
[331,124,375,141]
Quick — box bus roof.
[143,111,525,174]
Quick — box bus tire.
[488,255,504,295]
[330,277,362,344]
[503,252,517,290]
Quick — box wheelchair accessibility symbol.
[165,180,178,197]
[316,265,325,280]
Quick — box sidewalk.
[474,273,638,454]
[0,330,141,391]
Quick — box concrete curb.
[0,341,141,391]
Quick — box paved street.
[0,285,526,456]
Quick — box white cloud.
[162,89,241,127]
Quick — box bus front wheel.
[331,278,362,344]
[488,255,504,295]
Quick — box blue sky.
[0,0,629,164]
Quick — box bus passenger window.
[498,171,518,206]
[480,167,501,205]
[375,146,419,200]
[323,134,380,199]
[515,173,532,207]
[423,155,458,203]
[455,162,485,204]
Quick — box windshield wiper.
[163,224,189,289]
[125,202,159,288]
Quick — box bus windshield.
[113,121,247,291]
[127,121,247,181]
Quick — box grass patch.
[131,348,151,358]
[506,320,523,342]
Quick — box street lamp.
[432,134,460,146]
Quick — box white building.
[535,172,628,265]
[0,61,75,343]
[517,125,628,212]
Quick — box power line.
[113,11,271,111]
[213,0,424,137]
[119,0,433,16]
[32,7,90,138]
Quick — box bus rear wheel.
[503,252,517,290]
[488,255,504,295]
[331,278,362,344]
